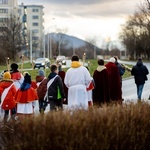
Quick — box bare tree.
[120,0,150,59]
[54,27,68,56]
[0,14,23,62]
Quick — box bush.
[1,102,150,150]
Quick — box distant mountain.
[46,33,101,58]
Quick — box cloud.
[19,0,139,19]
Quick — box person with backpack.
[0,72,17,124]
[44,65,66,111]
[131,58,149,101]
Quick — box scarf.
[71,61,82,68]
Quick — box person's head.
[71,55,79,61]
[23,71,29,76]
[98,59,104,66]
[137,57,143,66]
[50,64,58,73]
[24,73,31,84]
[137,57,142,62]
[38,70,45,76]
[114,56,118,62]
[109,57,116,63]
[10,63,18,71]
[3,72,11,80]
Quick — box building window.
[32,15,39,19]
[32,23,38,26]
[32,9,39,12]
[0,18,8,22]
[32,36,39,40]
[32,29,39,33]
[0,0,8,4]
[0,9,8,13]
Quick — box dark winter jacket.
[36,76,48,100]
[47,73,65,101]
[131,61,149,85]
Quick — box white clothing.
[13,74,24,90]
[64,66,91,109]
[17,102,34,114]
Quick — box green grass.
[0,59,133,80]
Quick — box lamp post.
[30,29,33,63]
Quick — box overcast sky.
[18,0,140,46]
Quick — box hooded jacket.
[0,80,16,110]
[131,60,149,85]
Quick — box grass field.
[0,59,132,80]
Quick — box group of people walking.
[0,55,149,125]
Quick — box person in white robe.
[64,55,92,110]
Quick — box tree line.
[120,0,150,60]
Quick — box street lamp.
[47,25,57,59]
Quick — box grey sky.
[18,0,139,18]
[18,0,140,43]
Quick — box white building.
[0,0,18,22]
[19,3,44,54]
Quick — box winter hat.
[109,57,115,63]
[23,72,29,76]
[24,73,31,84]
[10,63,18,71]
[38,70,45,76]
[3,72,11,80]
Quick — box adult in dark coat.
[131,58,149,100]
[93,59,110,105]
[58,63,68,105]
[105,57,122,103]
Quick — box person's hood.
[36,75,45,82]
[136,60,143,66]
[48,72,57,80]
[20,82,31,91]
[71,61,82,68]
[96,66,106,72]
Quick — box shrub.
[1,102,150,150]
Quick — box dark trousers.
[4,108,16,124]
[38,99,44,113]
[49,99,63,111]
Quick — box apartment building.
[0,0,18,20]
[19,3,44,52]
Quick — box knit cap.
[3,72,11,80]
[109,57,116,63]
[38,70,45,76]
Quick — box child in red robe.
[15,73,38,120]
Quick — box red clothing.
[105,62,121,101]
[11,72,22,80]
[15,87,38,103]
[36,76,48,100]
[0,80,16,110]
[93,66,110,104]
[58,71,68,104]
[31,81,38,89]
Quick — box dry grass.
[1,102,150,150]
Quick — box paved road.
[120,60,150,103]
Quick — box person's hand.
[63,98,66,102]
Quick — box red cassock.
[15,87,38,103]
[93,67,110,104]
[105,62,122,101]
